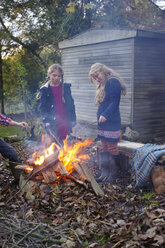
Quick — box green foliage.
[142,192,155,205]
[0,0,164,115]
[89,0,164,30]
[5,102,25,114]
[2,50,45,116]
[0,0,94,114]
[0,0,164,72]
[142,191,159,208]
[28,117,45,140]
[98,234,111,246]
[0,0,94,60]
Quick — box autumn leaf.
[66,2,76,14]
[85,3,94,9]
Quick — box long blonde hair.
[89,63,126,105]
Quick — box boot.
[9,156,24,187]
[97,154,118,183]
[102,155,118,183]
[96,152,110,182]
[112,154,120,167]
[107,155,118,183]
[9,161,21,181]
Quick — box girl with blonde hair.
[39,64,76,144]
[89,63,126,183]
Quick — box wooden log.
[151,166,165,194]
[97,139,144,156]
[15,141,104,196]
[41,167,58,183]
[76,162,104,196]
[160,155,165,161]
[96,140,144,171]
[118,141,165,163]
[66,175,88,188]
[117,140,144,157]
[41,160,70,184]
[16,151,69,184]
[15,164,32,170]
[25,150,60,180]
[55,161,69,175]
[157,155,165,164]
[119,154,130,173]
[73,162,89,181]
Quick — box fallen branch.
[65,175,88,188]
[0,214,82,247]
[15,224,41,246]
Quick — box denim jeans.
[0,138,18,161]
[0,138,21,180]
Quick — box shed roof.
[59,28,165,49]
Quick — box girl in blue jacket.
[89,63,126,183]
[39,64,76,145]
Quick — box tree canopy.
[0,0,164,67]
[0,0,164,114]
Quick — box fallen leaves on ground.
[0,141,165,248]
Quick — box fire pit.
[16,136,104,197]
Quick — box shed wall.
[133,37,165,140]
[61,38,134,137]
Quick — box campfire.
[16,136,104,196]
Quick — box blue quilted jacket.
[40,82,76,134]
[97,77,121,136]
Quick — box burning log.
[16,137,104,196]
[25,151,69,184]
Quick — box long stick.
[15,224,41,246]
[46,128,62,149]
[75,121,97,139]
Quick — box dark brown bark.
[0,40,5,114]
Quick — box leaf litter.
[0,141,165,248]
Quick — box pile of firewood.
[16,142,104,197]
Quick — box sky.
[154,0,165,9]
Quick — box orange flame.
[25,166,33,172]
[25,136,93,174]
[58,137,93,173]
[33,142,56,165]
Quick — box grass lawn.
[0,125,26,139]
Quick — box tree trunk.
[22,85,27,123]
[0,40,5,114]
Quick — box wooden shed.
[59,29,165,141]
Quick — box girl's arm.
[0,113,28,128]
[101,79,121,120]
[9,120,28,129]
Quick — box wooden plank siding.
[133,37,165,140]
[61,39,133,135]
[59,29,165,141]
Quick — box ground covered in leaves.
[0,140,165,248]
